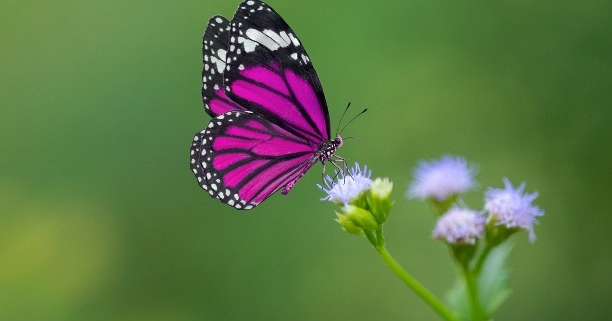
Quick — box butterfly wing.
[192,0,335,210]
[223,0,331,142]
[190,111,318,209]
[201,15,246,116]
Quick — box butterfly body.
[191,0,342,210]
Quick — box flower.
[407,155,477,201]
[433,207,485,245]
[370,178,393,200]
[319,163,372,205]
[368,178,393,224]
[484,177,544,242]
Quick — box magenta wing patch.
[191,111,317,209]
[224,1,330,141]
[191,0,342,210]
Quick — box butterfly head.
[334,135,343,148]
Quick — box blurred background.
[2,0,611,320]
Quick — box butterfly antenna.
[334,102,352,137]
[338,108,368,136]
[341,136,364,145]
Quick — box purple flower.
[484,178,544,242]
[319,163,371,205]
[407,156,477,201]
[433,207,485,244]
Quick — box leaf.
[447,242,514,320]
[447,277,471,321]
[478,241,513,315]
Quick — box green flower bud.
[485,217,518,247]
[368,178,393,224]
[335,212,364,235]
[342,204,378,231]
[450,243,478,267]
[349,190,369,209]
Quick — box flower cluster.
[318,163,393,238]
[407,156,544,246]
[318,156,544,321]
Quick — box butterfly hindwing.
[201,15,245,117]
[190,111,318,209]
[223,0,330,142]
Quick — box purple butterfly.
[190,0,344,210]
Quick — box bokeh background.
[2,0,611,320]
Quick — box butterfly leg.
[332,155,350,177]
[321,161,342,183]
[339,155,349,177]
[321,161,327,182]
[327,156,350,184]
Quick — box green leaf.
[447,277,471,321]
[478,242,513,315]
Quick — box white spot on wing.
[237,36,257,53]
[264,29,290,48]
[289,33,300,46]
[246,29,279,51]
[242,29,293,52]
[210,49,227,73]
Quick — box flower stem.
[473,243,492,275]
[375,246,461,321]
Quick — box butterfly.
[190,0,345,210]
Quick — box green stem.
[473,243,492,275]
[364,230,377,247]
[376,246,461,321]
[461,263,488,321]
[376,226,385,247]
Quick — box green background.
[2,0,611,320]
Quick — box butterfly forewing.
[202,15,245,116]
[223,0,330,141]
